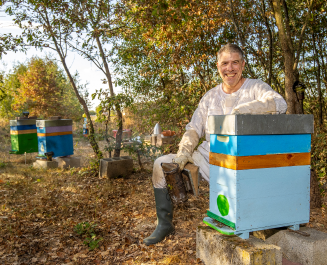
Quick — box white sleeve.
[254,80,287,114]
[185,94,208,138]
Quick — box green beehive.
[10,116,38,154]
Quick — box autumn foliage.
[10,57,83,119]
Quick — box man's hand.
[172,129,199,170]
[173,152,194,170]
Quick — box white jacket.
[185,78,287,162]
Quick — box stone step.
[266,227,327,265]
[197,226,282,265]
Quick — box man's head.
[217,43,246,93]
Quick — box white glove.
[231,97,276,114]
[173,151,194,171]
[173,130,199,170]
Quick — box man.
[144,43,287,246]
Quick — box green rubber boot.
[143,188,175,246]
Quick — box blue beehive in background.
[36,119,73,157]
[83,117,89,136]
[203,114,314,239]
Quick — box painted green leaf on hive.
[217,194,229,216]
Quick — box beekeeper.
[144,43,288,245]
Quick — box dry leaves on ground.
[0,134,326,264]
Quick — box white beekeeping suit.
[152,78,287,188]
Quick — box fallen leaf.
[100,250,110,256]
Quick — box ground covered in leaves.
[0,132,326,264]
[0,131,209,264]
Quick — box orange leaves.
[9,56,80,119]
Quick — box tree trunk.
[272,0,313,114]
[95,35,123,157]
[43,9,103,159]
[271,0,299,114]
[55,43,102,159]
[313,34,323,127]
[260,0,273,86]
[137,150,144,170]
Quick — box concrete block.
[197,226,282,265]
[266,227,327,265]
[33,160,58,169]
[54,156,81,169]
[99,156,133,179]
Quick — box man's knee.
[152,154,176,188]
[153,154,176,170]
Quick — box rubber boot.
[143,188,175,245]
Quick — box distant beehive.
[36,119,73,157]
[204,114,314,239]
[10,118,38,154]
[112,129,132,140]
[83,117,88,136]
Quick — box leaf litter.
[0,138,326,264]
[0,141,208,264]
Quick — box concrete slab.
[54,156,81,169]
[33,160,58,169]
[282,258,302,265]
[197,226,282,265]
[99,156,133,179]
[266,227,327,265]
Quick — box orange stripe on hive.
[209,152,311,170]
[10,129,37,135]
[37,131,72,137]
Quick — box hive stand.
[99,156,133,179]
[204,114,314,239]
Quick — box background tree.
[0,57,84,120]
[63,0,128,157]
[3,0,327,182]
[0,63,27,119]
[6,0,103,159]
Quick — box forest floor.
[0,130,327,264]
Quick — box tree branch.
[293,0,314,71]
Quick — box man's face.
[217,52,245,90]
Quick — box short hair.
[217,43,244,62]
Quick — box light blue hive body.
[204,114,314,239]
[83,117,88,136]
[36,119,73,158]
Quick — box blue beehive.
[36,119,73,157]
[83,117,89,136]
[203,114,314,239]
